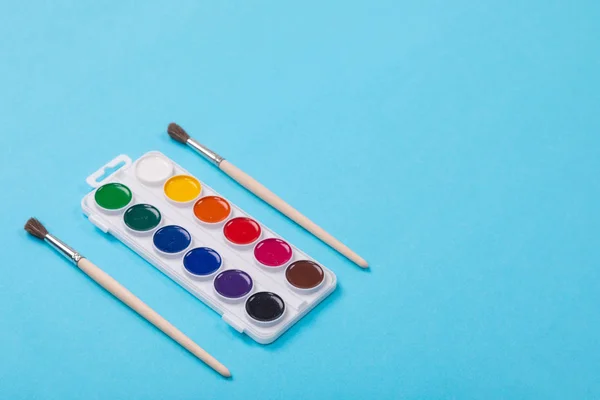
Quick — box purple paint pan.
[213,269,253,301]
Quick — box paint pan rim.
[193,195,232,225]
[183,246,223,278]
[152,224,193,256]
[245,291,286,324]
[135,155,174,186]
[163,174,203,204]
[253,237,293,268]
[123,203,162,233]
[285,260,326,292]
[213,269,254,300]
[223,217,262,246]
[94,182,133,212]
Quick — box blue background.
[1,1,599,398]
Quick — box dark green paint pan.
[123,204,162,232]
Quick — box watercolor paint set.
[81,151,337,344]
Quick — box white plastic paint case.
[81,151,337,344]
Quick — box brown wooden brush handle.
[76,258,231,377]
[219,160,368,268]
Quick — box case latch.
[222,314,245,333]
[88,214,110,233]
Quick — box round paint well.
[285,260,325,291]
[223,217,262,246]
[123,204,162,233]
[254,238,293,268]
[153,225,192,255]
[164,175,202,204]
[183,247,222,278]
[245,292,285,324]
[193,196,231,224]
[213,269,253,300]
[135,155,174,186]
[94,183,133,211]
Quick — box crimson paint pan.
[253,238,293,269]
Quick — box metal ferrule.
[44,234,83,264]
[187,138,224,165]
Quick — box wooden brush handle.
[76,258,231,377]
[219,160,368,268]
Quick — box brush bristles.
[24,218,48,239]
[167,123,191,144]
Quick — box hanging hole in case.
[86,155,132,188]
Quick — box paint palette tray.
[81,151,336,344]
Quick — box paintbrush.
[24,218,231,377]
[167,122,368,269]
